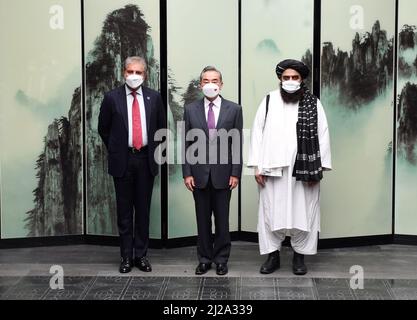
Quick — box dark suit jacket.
[98,85,166,177]
[182,97,243,189]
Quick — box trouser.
[260,228,319,255]
[113,150,154,259]
[192,178,232,264]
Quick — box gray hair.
[124,56,147,72]
[199,66,223,82]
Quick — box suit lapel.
[216,97,230,129]
[141,87,152,131]
[196,99,209,137]
[117,85,129,131]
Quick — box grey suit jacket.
[182,97,243,189]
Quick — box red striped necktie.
[131,91,143,150]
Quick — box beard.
[280,85,305,104]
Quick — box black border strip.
[318,234,393,249]
[313,0,321,97]
[0,236,86,249]
[164,232,241,249]
[237,0,242,235]
[0,235,163,249]
[0,233,407,250]
[165,233,397,250]
[159,0,168,247]
[85,235,163,249]
[394,235,417,245]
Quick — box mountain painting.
[240,0,314,233]
[0,2,160,238]
[84,2,160,236]
[320,0,395,239]
[0,0,83,238]
[166,0,239,238]
[395,0,417,235]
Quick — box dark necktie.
[207,102,216,140]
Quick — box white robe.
[247,89,332,255]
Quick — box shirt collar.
[204,95,222,108]
[125,84,143,96]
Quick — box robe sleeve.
[247,96,267,169]
[317,99,332,171]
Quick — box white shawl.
[247,90,294,176]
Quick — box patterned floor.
[2,243,417,300]
[1,276,417,300]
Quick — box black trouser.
[113,148,154,259]
[192,177,232,264]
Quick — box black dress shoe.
[134,256,152,272]
[292,252,307,275]
[260,250,280,274]
[216,263,228,276]
[195,263,211,275]
[119,257,133,274]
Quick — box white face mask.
[281,80,301,93]
[125,74,144,89]
[202,83,220,99]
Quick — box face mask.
[202,83,220,99]
[125,74,144,89]
[281,80,301,93]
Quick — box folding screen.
[84,0,161,237]
[0,0,83,238]
[395,0,417,235]
[167,0,239,238]
[241,0,315,233]
[320,0,395,238]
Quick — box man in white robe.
[247,59,332,275]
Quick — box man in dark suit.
[98,56,166,273]
[182,66,243,276]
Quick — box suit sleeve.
[98,93,112,149]
[182,105,192,178]
[156,92,167,133]
[231,105,243,178]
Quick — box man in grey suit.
[182,66,243,276]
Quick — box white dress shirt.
[125,85,148,148]
[204,96,222,127]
